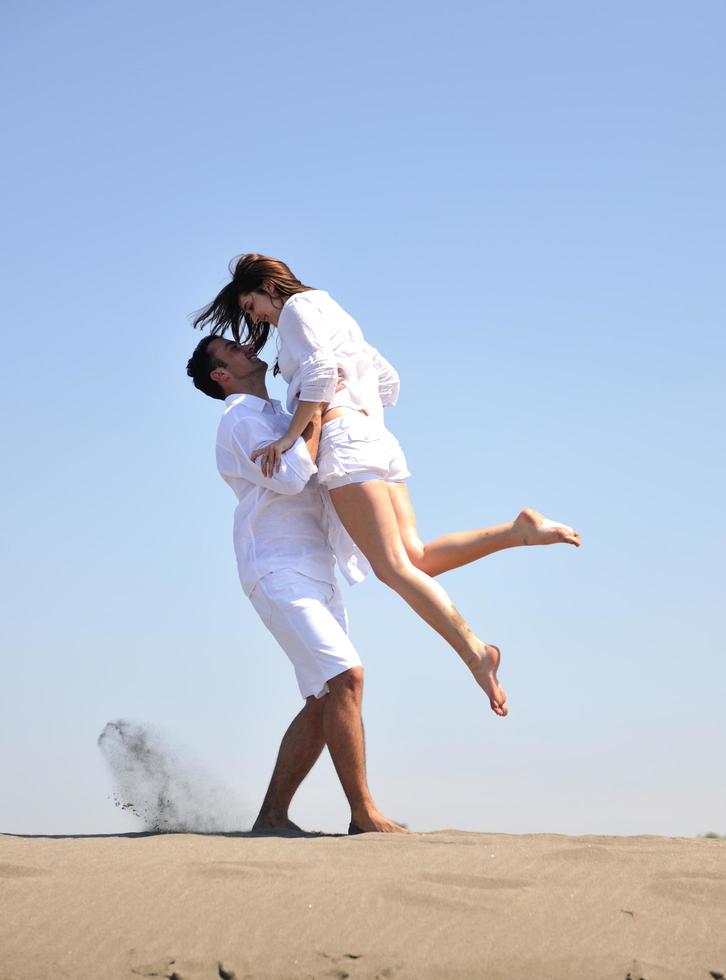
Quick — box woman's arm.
[251,294,338,475]
[301,405,323,464]
[252,369,344,475]
[281,295,339,404]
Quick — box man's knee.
[327,665,364,700]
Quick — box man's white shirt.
[216,393,369,596]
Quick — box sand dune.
[1,830,725,979]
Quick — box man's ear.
[210,367,229,385]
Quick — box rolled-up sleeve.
[365,343,400,407]
[278,296,338,404]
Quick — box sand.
[1,829,725,979]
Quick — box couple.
[187,253,580,835]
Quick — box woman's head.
[192,253,312,355]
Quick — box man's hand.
[320,369,346,416]
[251,432,297,477]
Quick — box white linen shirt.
[216,393,369,595]
[276,290,400,423]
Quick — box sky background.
[1,0,724,838]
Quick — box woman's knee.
[401,534,425,568]
[371,553,417,590]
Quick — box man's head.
[186,335,267,401]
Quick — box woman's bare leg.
[329,481,507,716]
[387,483,580,577]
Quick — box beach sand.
[1,829,724,979]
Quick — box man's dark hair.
[192,253,312,378]
[186,335,227,401]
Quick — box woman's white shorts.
[249,569,362,700]
[316,413,411,490]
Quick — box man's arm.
[228,419,317,496]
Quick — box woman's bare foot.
[468,644,508,716]
[514,508,581,547]
[350,807,410,834]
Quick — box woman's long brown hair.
[192,254,313,362]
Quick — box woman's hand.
[251,432,297,477]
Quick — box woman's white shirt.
[276,290,399,421]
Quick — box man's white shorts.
[317,413,411,490]
[249,569,362,700]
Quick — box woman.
[193,253,580,716]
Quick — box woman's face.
[238,287,282,327]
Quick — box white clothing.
[249,569,361,699]
[216,393,369,595]
[317,413,411,491]
[276,290,400,423]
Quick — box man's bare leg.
[252,697,326,831]
[324,667,407,834]
[387,485,580,578]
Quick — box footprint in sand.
[130,958,237,979]
[317,951,398,979]
[130,961,177,978]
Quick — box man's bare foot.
[468,644,508,717]
[350,807,410,834]
[251,814,303,832]
[514,508,581,547]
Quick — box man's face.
[209,338,267,389]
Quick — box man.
[186,334,404,835]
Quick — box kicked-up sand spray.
[98,719,249,832]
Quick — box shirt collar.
[223,393,281,414]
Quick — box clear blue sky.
[1,0,724,837]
